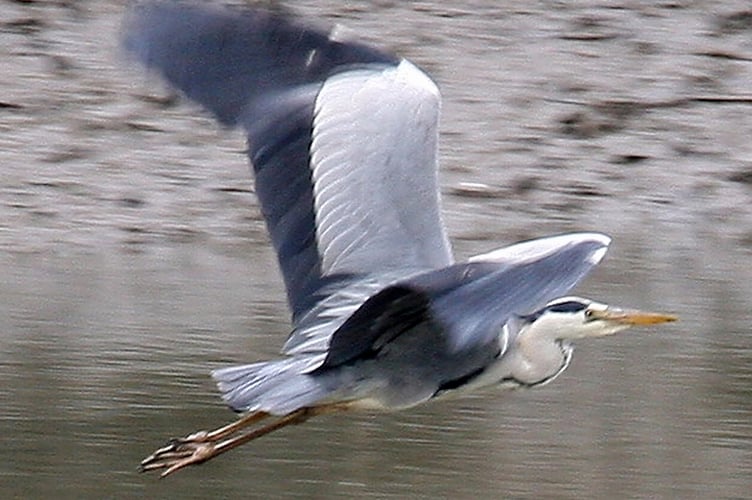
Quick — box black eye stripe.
[545,301,588,313]
[520,300,589,323]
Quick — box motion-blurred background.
[1,1,750,498]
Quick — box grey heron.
[123,2,677,477]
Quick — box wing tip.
[395,59,441,99]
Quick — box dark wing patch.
[315,261,504,368]
[318,286,431,369]
[245,88,328,317]
[122,3,397,127]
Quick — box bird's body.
[123,2,676,476]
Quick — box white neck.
[500,321,572,385]
[462,322,572,391]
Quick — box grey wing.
[317,233,610,369]
[435,232,611,351]
[281,272,404,355]
[122,3,453,321]
[309,61,451,276]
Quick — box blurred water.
[1,1,751,498]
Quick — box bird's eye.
[584,309,594,320]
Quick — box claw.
[140,449,191,469]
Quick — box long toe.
[140,436,213,471]
[140,448,195,471]
[140,441,217,476]
[159,444,217,477]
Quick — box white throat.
[503,321,573,385]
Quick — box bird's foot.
[139,432,219,477]
[140,411,274,477]
[139,406,342,477]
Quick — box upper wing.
[310,61,452,276]
[468,231,610,266]
[122,3,453,321]
[435,232,611,350]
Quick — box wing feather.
[123,3,451,322]
[436,233,611,350]
[310,60,453,276]
[318,233,611,366]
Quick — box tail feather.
[211,355,329,415]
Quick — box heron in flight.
[123,2,676,477]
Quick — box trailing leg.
[140,404,346,477]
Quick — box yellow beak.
[591,308,678,325]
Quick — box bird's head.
[521,296,677,341]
